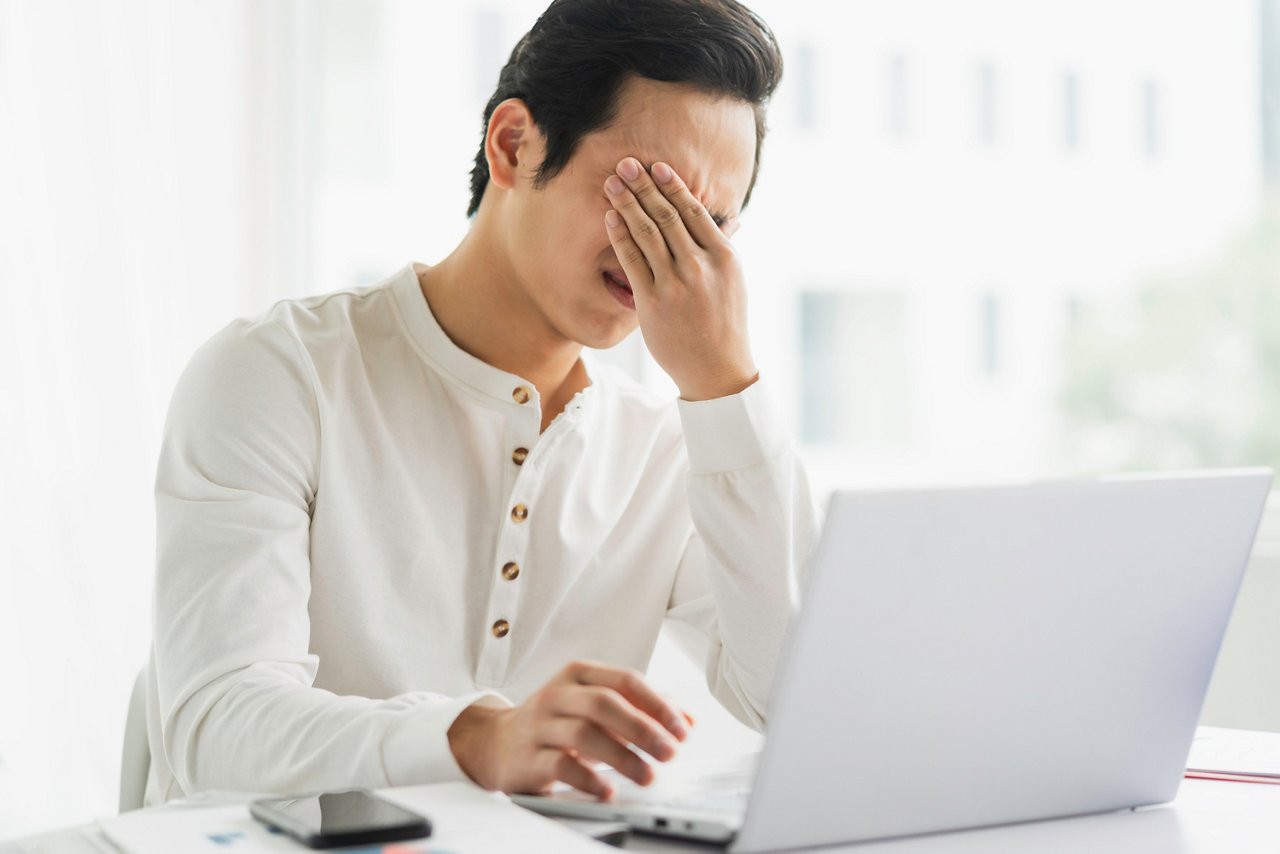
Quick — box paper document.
[1186,726,1280,783]
[96,783,610,853]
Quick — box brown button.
[501,561,520,581]
[512,447,529,466]
[511,503,528,522]
[492,619,510,638]
[512,386,531,404]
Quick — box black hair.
[466,0,782,217]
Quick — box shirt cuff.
[380,691,511,786]
[676,377,788,475]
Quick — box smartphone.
[250,789,431,849]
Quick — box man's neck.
[415,227,588,433]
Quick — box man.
[145,0,821,806]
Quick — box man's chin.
[571,316,640,351]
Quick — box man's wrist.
[677,369,759,402]
[447,702,506,789]
[677,374,787,475]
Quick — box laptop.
[514,469,1273,852]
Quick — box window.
[1062,71,1080,150]
[1261,0,1280,183]
[473,8,506,102]
[977,62,997,144]
[980,293,1001,375]
[888,52,910,139]
[1141,79,1160,157]
[1065,296,1083,327]
[800,290,912,447]
[319,0,389,182]
[793,42,817,129]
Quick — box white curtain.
[0,2,683,836]
[0,0,302,836]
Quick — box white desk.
[8,772,1280,853]
[628,777,1280,852]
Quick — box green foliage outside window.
[1060,197,1280,473]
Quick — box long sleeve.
[150,317,502,801]
[663,379,824,730]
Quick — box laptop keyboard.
[603,760,756,818]
[623,785,751,817]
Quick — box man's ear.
[485,98,541,192]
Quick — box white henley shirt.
[144,262,822,806]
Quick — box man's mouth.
[602,269,635,310]
[603,270,631,291]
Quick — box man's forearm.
[674,382,825,727]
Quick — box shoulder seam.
[264,315,324,501]
[264,281,389,320]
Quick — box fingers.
[569,661,690,741]
[649,161,728,250]
[610,157,700,260]
[604,208,656,296]
[611,156,696,257]
[542,717,654,786]
[531,749,614,800]
[605,175,672,292]
[555,685,681,763]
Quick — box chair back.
[119,666,150,812]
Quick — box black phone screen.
[250,790,431,849]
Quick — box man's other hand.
[603,157,758,402]
[447,660,692,800]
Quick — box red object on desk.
[1185,770,1280,785]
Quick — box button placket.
[475,393,541,688]
[510,383,534,469]
[478,494,529,685]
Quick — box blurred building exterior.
[738,1,1272,491]
[297,0,1277,492]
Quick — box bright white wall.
[0,1,752,838]
[0,0,255,837]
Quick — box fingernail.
[652,162,673,184]
[618,158,641,181]
[605,210,621,228]
[605,175,625,195]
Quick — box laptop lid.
[734,470,1272,853]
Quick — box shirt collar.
[389,262,596,414]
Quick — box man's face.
[498,76,759,350]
